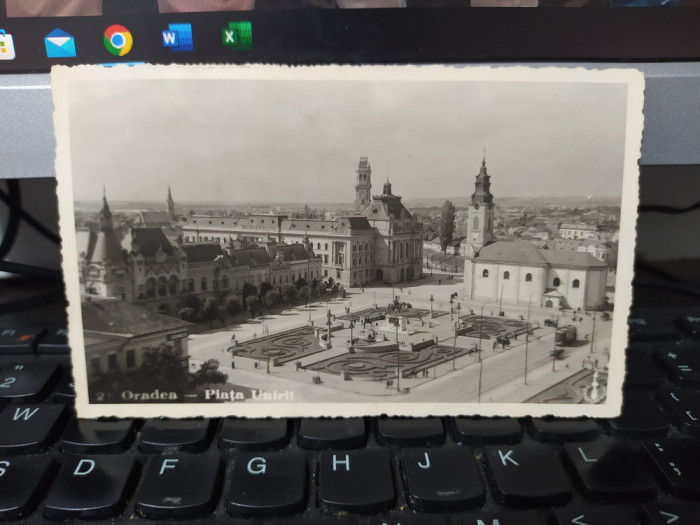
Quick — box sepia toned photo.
[52,64,643,419]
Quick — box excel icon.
[222,21,252,50]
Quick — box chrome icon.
[104,25,133,56]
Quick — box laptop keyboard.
[1,308,699,524]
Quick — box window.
[107,354,118,371]
[90,357,101,375]
[146,278,156,298]
[324,255,329,264]
[503,271,510,280]
[126,349,136,369]
[525,273,532,282]
[201,277,208,291]
[473,216,479,231]
[572,279,580,288]
[482,269,489,278]
[317,243,321,250]
[553,277,561,287]
[188,279,195,292]
[325,243,328,250]
[158,277,167,297]
[168,275,178,295]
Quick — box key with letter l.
[227,451,306,516]
[563,441,656,501]
[402,447,484,511]
[484,444,571,506]
[134,455,222,519]
[43,456,138,520]
[319,449,394,513]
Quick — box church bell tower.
[354,157,372,212]
[465,157,495,257]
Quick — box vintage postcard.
[52,64,643,419]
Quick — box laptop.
[1,2,700,523]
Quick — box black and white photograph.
[52,64,644,419]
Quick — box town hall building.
[462,160,608,311]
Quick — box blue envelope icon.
[45,29,76,58]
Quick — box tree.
[295,277,307,290]
[224,295,242,315]
[259,281,273,298]
[242,283,257,301]
[246,295,260,317]
[182,294,201,313]
[264,290,280,310]
[282,284,297,306]
[298,286,310,303]
[200,297,219,321]
[439,200,456,254]
[190,359,228,388]
[310,278,320,297]
[178,307,196,322]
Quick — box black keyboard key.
[319,449,395,514]
[60,419,137,454]
[563,441,656,501]
[365,516,449,525]
[678,314,700,339]
[452,417,522,445]
[298,418,366,450]
[376,418,444,447]
[37,326,69,354]
[0,404,66,454]
[626,346,665,388]
[658,390,700,436]
[457,510,541,525]
[483,444,571,506]
[220,418,289,451]
[0,327,44,354]
[53,375,76,403]
[656,347,700,386]
[0,455,55,520]
[530,418,598,443]
[0,362,59,402]
[628,313,679,342]
[135,455,222,519]
[140,419,213,453]
[642,439,700,499]
[641,503,700,525]
[606,391,670,437]
[44,456,138,520]
[227,451,306,516]
[402,447,484,512]
[553,507,637,525]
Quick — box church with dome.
[462,160,609,311]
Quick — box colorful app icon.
[222,21,252,50]
[0,30,16,60]
[44,28,76,58]
[162,23,193,52]
[104,24,133,56]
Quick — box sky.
[66,68,631,205]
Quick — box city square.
[186,270,613,404]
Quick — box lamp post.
[449,296,454,322]
[524,293,533,385]
[453,303,461,371]
[393,318,401,393]
[498,284,504,315]
[429,294,434,318]
[326,308,333,349]
[477,301,496,403]
[590,308,597,355]
[266,345,271,374]
[349,320,355,351]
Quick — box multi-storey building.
[181,157,423,288]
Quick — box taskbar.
[2,8,700,72]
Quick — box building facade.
[463,161,608,311]
[180,157,423,288]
